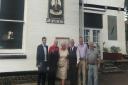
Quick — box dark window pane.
[84,13,103,28]
[0,21,23,49]
[0,0,24,20]
[84,30,90,36]
[93,37,97,42]
[93,30,97,36]
[108,16,117,40]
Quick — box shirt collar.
[79,44,84,47]
[42,43,46,47]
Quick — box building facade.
[0,0,126,72]
[0,0,79,72]
[80,0,126,59]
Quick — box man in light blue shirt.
[77,37,88,85]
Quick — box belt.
[79,58,85,60]
[88,63,96,65]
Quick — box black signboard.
[46,0,64,24]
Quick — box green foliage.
[103,47,109,52]
[110,46,121,53]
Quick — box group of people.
[36,36,100,85]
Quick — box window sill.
[0,54,27,59]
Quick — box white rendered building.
[0,0,126,72]
[80,0,126,59]
[0,0,79,72]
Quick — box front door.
[84,28,102,58]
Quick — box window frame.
[108,15,117,40]
[0,0,26,54]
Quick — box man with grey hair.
[68,39,77,85]
[87,42,100,85]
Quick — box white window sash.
[0,19,24,23]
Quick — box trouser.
[88,65,98,85]
[37,71,47,85]
[69,63,77,85]
[48,68,57,85]
[78,60,87,85]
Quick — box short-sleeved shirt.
[87,48,99,64]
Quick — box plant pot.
[103,52,123,60]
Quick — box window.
[84,13,103,28]
[56,37,69,48]
[84,29,101,56]
[108,15,117,40]
[84,29,90,43]
[0,0,24,49]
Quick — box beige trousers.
[78,60,87,85]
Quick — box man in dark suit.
[68,39,77,85]
[36,37,48,85]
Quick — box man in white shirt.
[77,37,88,85]
[36,37,48,85]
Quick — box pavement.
[99,72,128,85]
[16,72,128,85]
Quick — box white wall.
[0,0,79,72]
[84,0,125,8]
[82,5,126,54]
[102,9,126,53]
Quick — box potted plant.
[103,46,122,60]
[110,46,121,53]
[103,47,109,53]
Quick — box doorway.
[84,28,102,57]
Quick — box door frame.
[83,28,103,59]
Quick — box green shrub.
[110,46,121,53]
[103,47,109,52]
